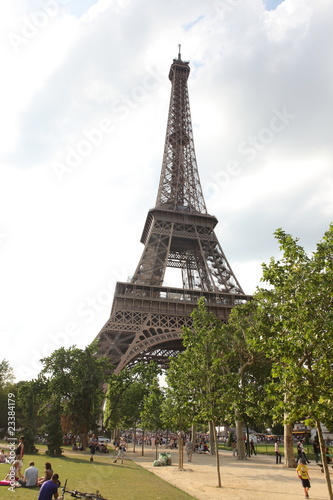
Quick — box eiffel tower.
[95,49,251,372]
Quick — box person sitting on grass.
[0,460,23,486]
[37,462,53,486]
[37,473,62,500]
[18,461,38,487]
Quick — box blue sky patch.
[64,0,99,17]
[183,15,205,32]
[263,0,285,11]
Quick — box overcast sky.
[1,0,332,382]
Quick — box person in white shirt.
[274,440,282,464]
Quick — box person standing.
[89,435,98,462]
[296,458,311,498]
[37,473,62,500]
[274,440,282,464]
[15,436,24,462]
[312,440,320,463]
[300,439,310,464]
[185,440,194,462]
[250,439,257,455]
[296,441,303,464]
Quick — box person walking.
[274,440,282,464]
[296,440,310,464]
[296,458,311,498]
[113,440,126,464]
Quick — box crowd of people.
[2,431,333,499]
[0,436,62,499]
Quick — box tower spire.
[155,49,207,214]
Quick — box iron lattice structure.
[95,53,251,372]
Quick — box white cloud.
[1,0,332,380]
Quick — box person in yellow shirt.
[296,458,311,498]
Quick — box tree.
[161,389,194,433]
[41,342,112,449]
[166,299,231,486]
[0,360,15,436]
[0,359,14,387]
[140,377,165,459]
[253,225,333,498]
[16,379,41,454]
[221,300,272,459]
[39,394,64,456]
[104,361,160,448]
[166,297,271,478]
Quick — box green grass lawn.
[0,443,196,500]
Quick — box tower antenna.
[178,44,181,60]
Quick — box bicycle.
[61,479,109,499]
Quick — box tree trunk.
[212,420,222,488]
[178,436,184,470]
[246,422,250,457]
[191,423,196,444]
[316,420,333,500]
[141,430,145,456]
[209,420,216,455]
[133,427,136,453]
[283,418,295,468]
[235,411,246,459]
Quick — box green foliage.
[0,359,14,387]
[161,389,193,431]
[42,397,64,456]
[140,377,165,432]
[16,379,41,454]
[166,298,271,430]
[166,298,228,425]
[0,359,15,435]
[253,224,333,427]
[40,341,113,445]
[104,361,160,432]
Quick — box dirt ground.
[129,447,331,500]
